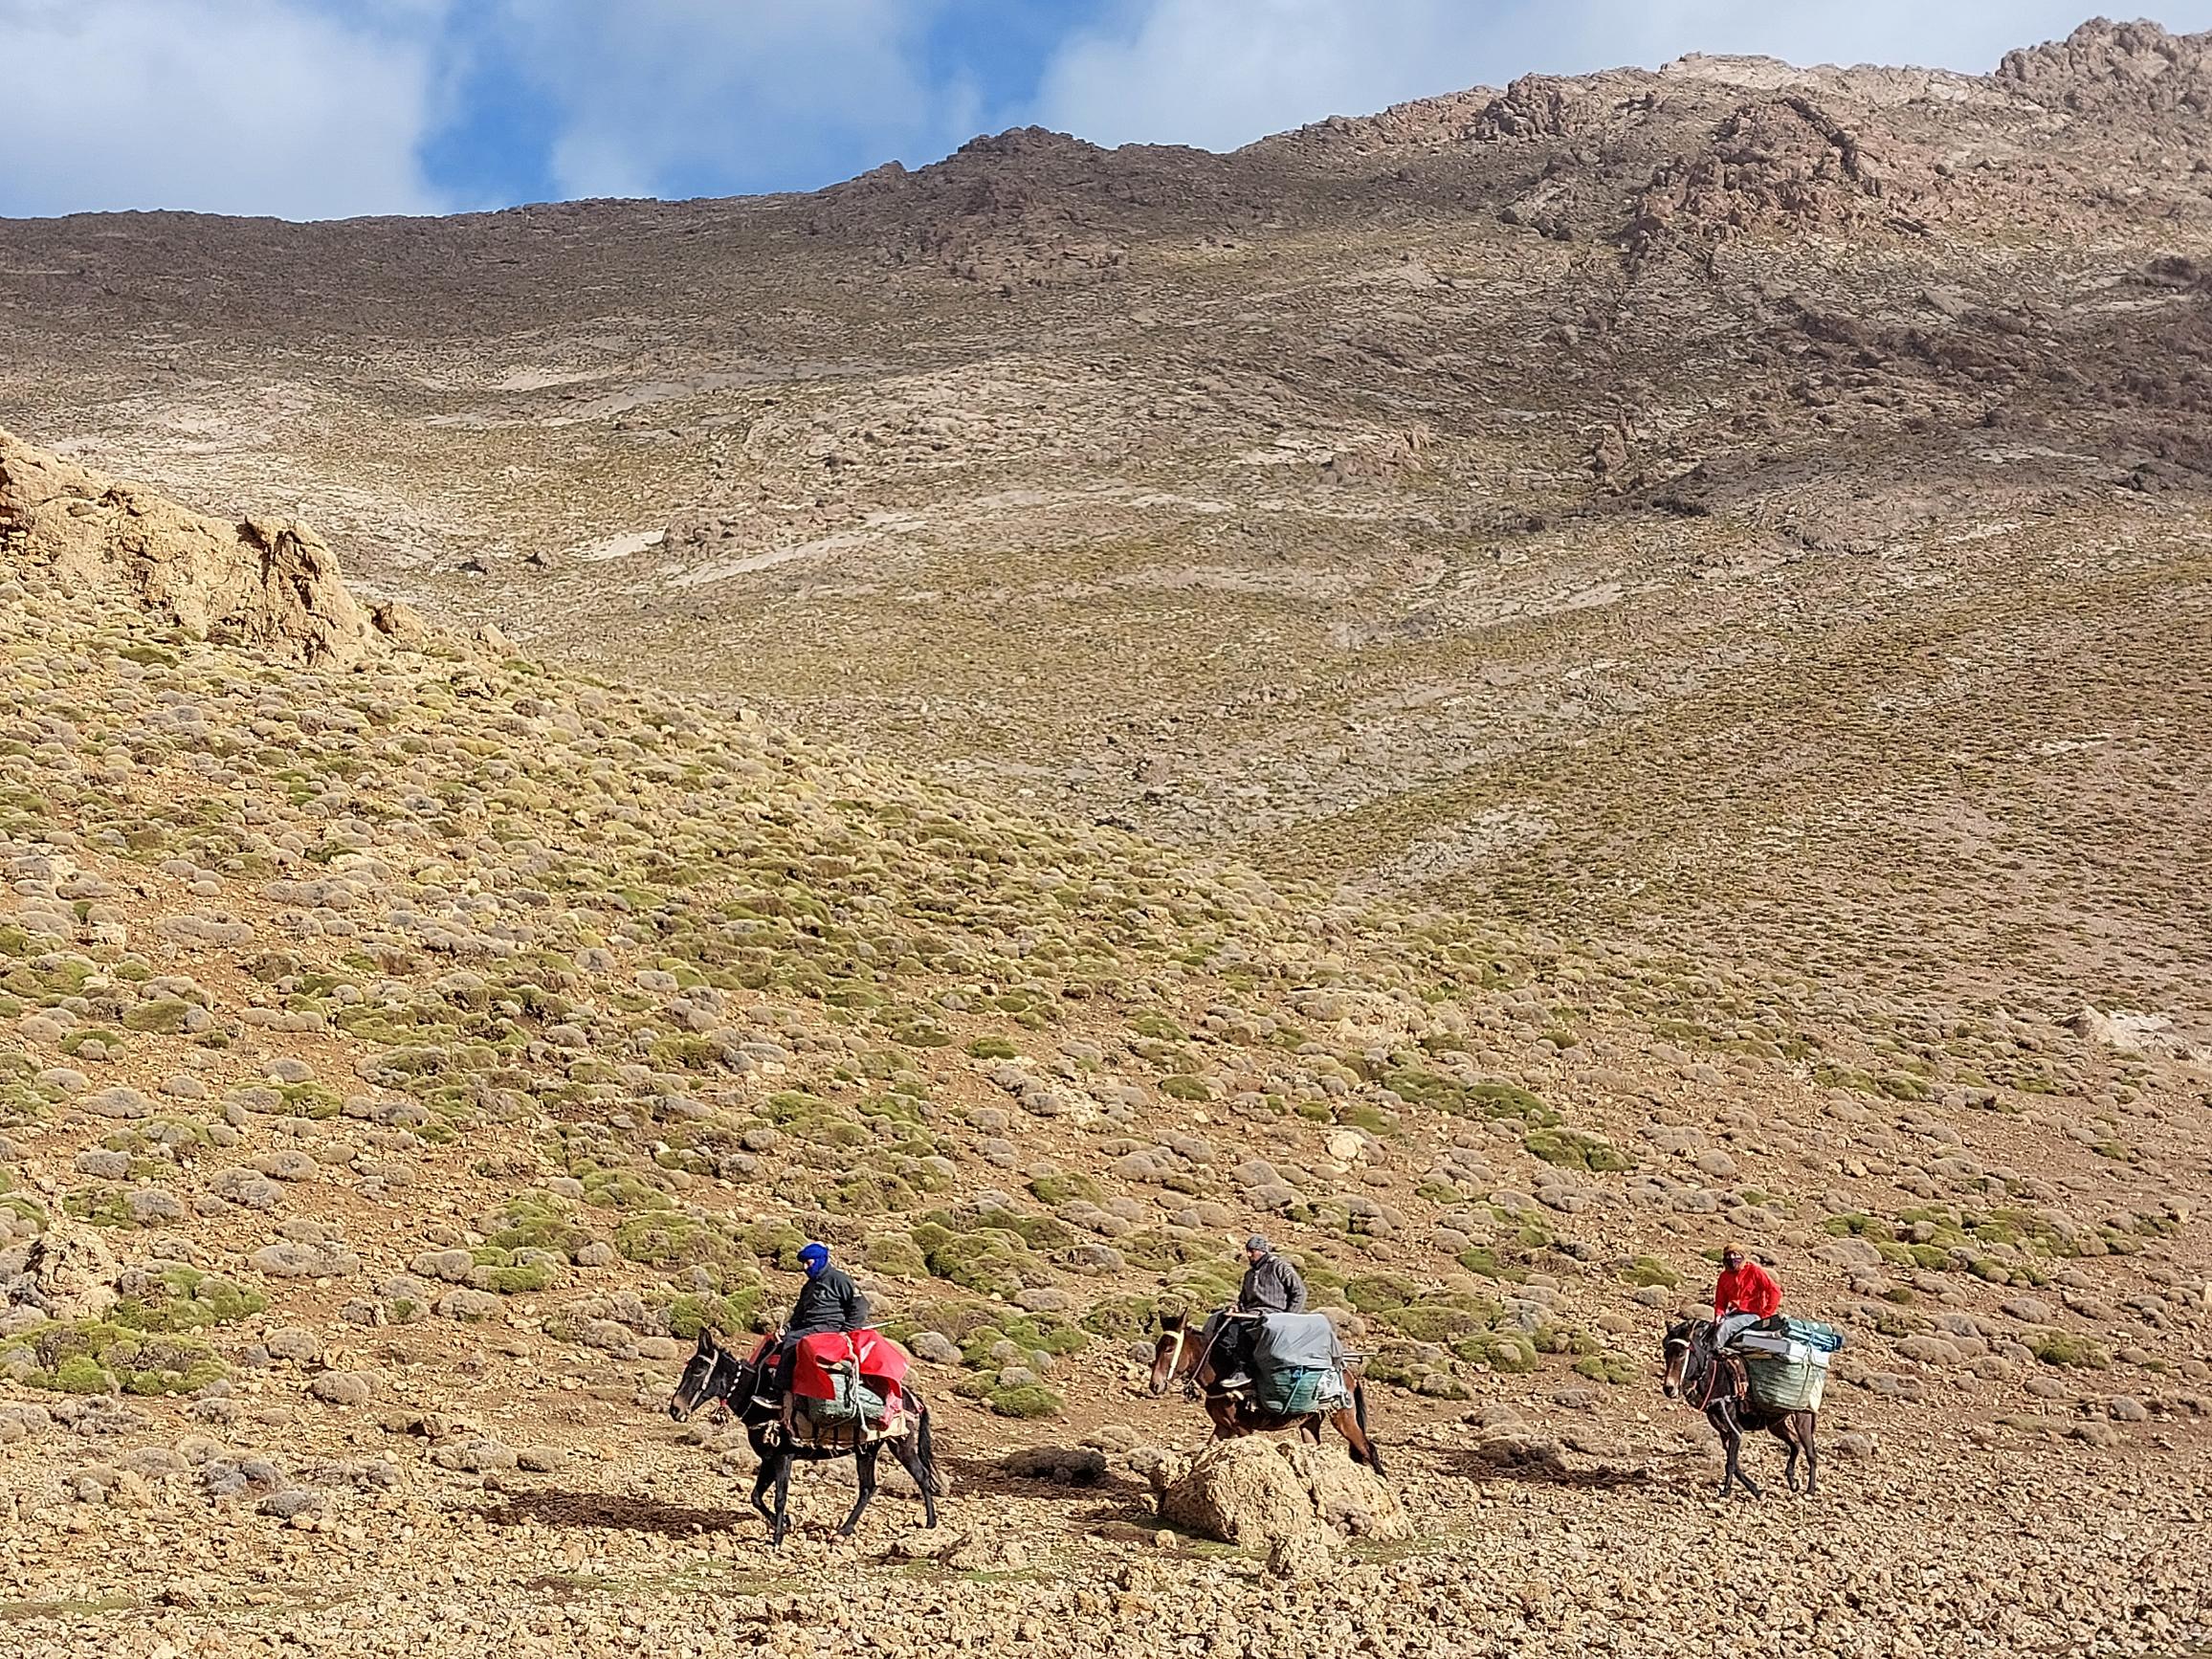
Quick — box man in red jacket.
[1712,1245,1781,1353]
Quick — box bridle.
[673,1345,748,1423]
[1155,1320,1228,1401]
[1153,1325,1189,1397]
[1670,1328,1738,1414]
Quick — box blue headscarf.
[797,1241,830,1278]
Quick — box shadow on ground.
[490,1488,759,1537]
[1449,1449,1655,1490]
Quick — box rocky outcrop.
[0,431,381,668]
[2,1223,121,1323]
[1152,1439,1407,1572]
[1998,18,2212,113]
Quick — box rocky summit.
[1,17,2210,1659]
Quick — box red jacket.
[1714,1259,1781,1319]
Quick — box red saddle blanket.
[788,1329,912,1401]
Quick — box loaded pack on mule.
[667,1241,943,1543]
[1662,1245,1845,1497]
[1151,1234,1385,1474]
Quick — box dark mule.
[1149,1312,1385,1476]
[669,1328,942,1544]
[1661,1317,1820,1498]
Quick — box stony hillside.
[4,23,2211,1039]
[1,435,2207,1654]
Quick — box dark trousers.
[1214,1314,1261,1378]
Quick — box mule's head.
[1149,1312,1191,1398]
[1660,1317,1701,1400]
[669,1327,737,1422]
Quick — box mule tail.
[1344,1378,1386,1477]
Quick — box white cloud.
[0,0,447,219]
[492,0,969,200]
[1034,1,2212,153]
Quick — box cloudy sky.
[3,1,2207,219]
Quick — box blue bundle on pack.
[1761,1315,1846,1353]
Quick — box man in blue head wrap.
[760,1241,870,1405]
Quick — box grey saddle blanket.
[1250,1312,1344,1372]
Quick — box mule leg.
[1715,1405,1760,1499]
[836,1445,880,1537]
[1802,1415,1819,1496]
[751,1455,778,1525]
[772,1451,793,1545]
[888,1431,939,1529]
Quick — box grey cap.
[1245,1235,1271,1252]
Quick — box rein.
[1184,1319,1230,1401]
[1690,1341,1740,1412]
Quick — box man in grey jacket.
[1216,1235,1307,1389]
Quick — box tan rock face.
[0,430,378,668]
[7,1222,121,1322]
[1155,1437,1408,1557]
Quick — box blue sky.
[4,2,2209,219]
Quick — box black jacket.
[1236,1253,1308,1315]
[785,1264,869,1337]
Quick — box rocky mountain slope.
[3,25,2210,1038]
[0,436,2206,1655]
[1,14,2210,1655]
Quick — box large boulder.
[4,1222,122,1321]
[1152,1438,1408,1571]
[0,429,381,667]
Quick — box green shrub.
[661,1288,763,1339]
[1622,1255,1679,1289]
[1523,1129,1633,1173]
[864,1234,929,1277]
[1454,1330,1539,1373]
[1028,1171,1103,1206]
[111,1266,265,1332]
[1573,1351,1641,1386]
[122,1000,193,1034]
[613,1211,733,1267]
[964,1035,1020,1060]
[487,1196,596,1257]
[1455,1247,1526,1283]
[1344,1272,1424,1314]
[60,1186,133,1228]
[1379,1303,1490,1343]
[910,1223,1041,1298]
[1080,1294,1161,1339]
[4,1318,224,1395]
[2027,1330,2109,1369]
[1161,1076,1212,1102]
[987,1383,1063,1419]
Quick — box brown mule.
[1149,1312,1385,1476]
[1661,1317,1820,1498]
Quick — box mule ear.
[697,1326,719,1354]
